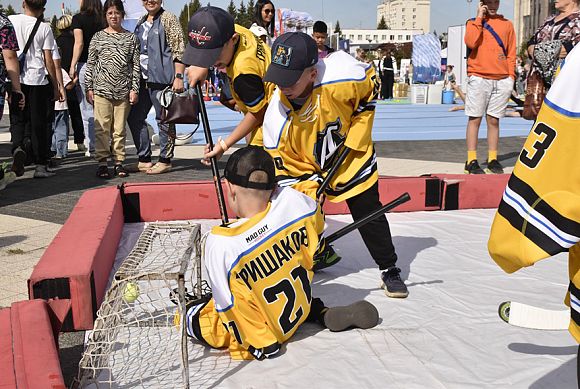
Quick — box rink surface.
[147,102,531,144]
[94,208,577,389]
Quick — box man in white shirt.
[9,0,64,178]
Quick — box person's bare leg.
[466,116,483,153]
[486,114,500,157]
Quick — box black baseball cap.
[264,32,318,88]
[224,146,276,190]
[183,7,235,68]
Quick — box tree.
[377,15,388,30]
[178,0,202,38]
[237,1,252,28]
[227,0,238,20]
[247,0,255,23]
[179,5,189,38]
[50,15,59,38]
[334,21,341,36]
[6,4,15,16]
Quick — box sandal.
[146,162,172,175]
[96,165,111,179]
[114,164,129,178]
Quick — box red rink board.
[0,300,65,389]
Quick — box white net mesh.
[77,222,206,389]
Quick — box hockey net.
[76,222,210,389]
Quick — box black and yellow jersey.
[226,24,274,146]
[488,46,580,342]
[262,50,380,202]
[203,187,324,358]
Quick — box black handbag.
[18,17,42,75]
[159,87,200,125]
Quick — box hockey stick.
[498,301,569,331]
[316,147,351,198]
[326,192,410,244]
[196,83,229,225]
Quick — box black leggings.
[345,182,398,270]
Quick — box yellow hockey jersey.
[262,50,380,202]
[204,187,324,357]
[226,24,275,146]
[488,45,580,342]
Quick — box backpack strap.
[21,17,42,58]
[465,18,508,58]
[482,22,508,57]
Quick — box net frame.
[76,222,203,389]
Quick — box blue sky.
[3,0,514,34]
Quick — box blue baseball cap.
[183,7,235,68]
[264,32,318,88]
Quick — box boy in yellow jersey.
[262,32,408,298]
[488,45,580,367]
[184,146,379,360]
[182,6,273,159]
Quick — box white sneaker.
[33,165,56,178]
[0,171,16,190]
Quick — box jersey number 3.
[519,122,556,169]
[263,266,312,334]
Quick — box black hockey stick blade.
[196,83,229,225]
[326,192,410,244]
[316,147,351,198]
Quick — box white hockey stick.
[498,301,570,331]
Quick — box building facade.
[377,0,431,33]
[341,28,422,56]
[513,0,556,49]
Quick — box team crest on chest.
[314,118,345,170]
[273,45,292,67]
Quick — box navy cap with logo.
[264,32,318,88]
[183,6,235,68]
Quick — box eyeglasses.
[263,9,274,14]
[142,0,160,3]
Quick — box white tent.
[446,24,468,87]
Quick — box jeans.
[77,62,95,152]
[127,79,175,163]
[51,110,69,158]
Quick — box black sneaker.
[464,159,485,174]
[11,147,26,177]
[323,300,380,332]
[380,267,409,298]
[485,159,504,174]
[313,243,342,271]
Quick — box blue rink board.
[147,102,533,145]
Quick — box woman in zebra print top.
[85,0,140,178]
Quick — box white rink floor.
[98,209,577,389]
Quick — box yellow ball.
[123,282,139,303]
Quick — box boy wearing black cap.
[183,6,273,163]
[183,146,379,360]
[262,32,408,298]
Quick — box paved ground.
[0,106,529,386]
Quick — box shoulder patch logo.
[273,45,292,67]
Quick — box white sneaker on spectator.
[33,165,56,178]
